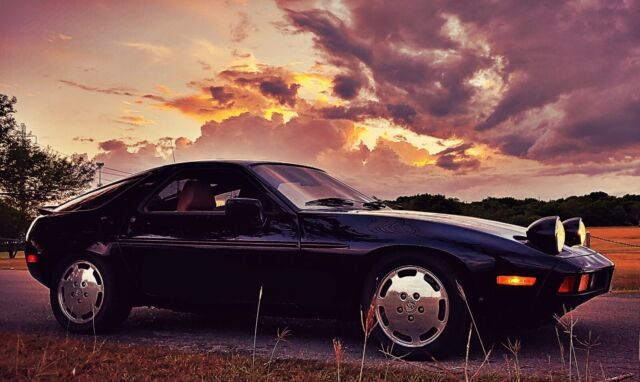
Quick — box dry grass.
[0,331,513,382]
[588,227,640,291]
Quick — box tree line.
[389,192,640,227]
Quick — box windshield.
[252,164,375,209]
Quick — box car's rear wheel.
[362,255,469,359]
[50,254,131,333]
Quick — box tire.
[362,253,469,359]
[50,253,131,333]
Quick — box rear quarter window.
[55,175,143,212]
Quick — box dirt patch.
[0,258,26,271]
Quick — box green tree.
[0,94,96,237]
[390,191,640,227]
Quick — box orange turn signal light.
[26,254,38,263]
[496,275,537,287]
[558,274,590,294]
[558,276,576,293]
[578,274,590,292]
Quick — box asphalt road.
[1,270,638,378]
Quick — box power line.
[103,166,134,175]
[11,125,146,179]
[101,170,127,177]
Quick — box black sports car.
[25,161,614,357]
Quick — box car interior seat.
[177,180,215,211]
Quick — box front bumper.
[482,249,614,326]
[536,250,614,317]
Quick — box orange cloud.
[375,137,435,166]
[115,114,156,127]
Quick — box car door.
[117,164,299,307]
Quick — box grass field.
[588,226,640,291]
[1,226,638,289]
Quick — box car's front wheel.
[362,255,469,359]
[50,254,131,333]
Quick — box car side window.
[56,174,144,212]
[145,169,270,213]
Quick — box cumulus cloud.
[58,0,639,199]
[278,0,640,166]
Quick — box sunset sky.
[1,0,638,200]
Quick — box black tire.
[362,253,470,360]
[50,253,131,334]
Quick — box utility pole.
[160,137,176,163]
[17,123,37,144]
[96,162,104,187]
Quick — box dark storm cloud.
[280,0,640,164]
[284,4,490,120]
[332,73,363,99]
[320,101,425,127]
[218,69,301,107]
[527,86,640,161]
[209,86,234,105]
[319,102,387,121]
[434,143,480,172]
[258,78,301,106]
[386,103,417,125]
[286,9,373,67]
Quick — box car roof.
[137,160,325,175]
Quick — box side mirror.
[225,198,265,229]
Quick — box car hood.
[349,209,527,239]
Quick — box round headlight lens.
[556,220,565,253]
[526,216,565,254]
[577,219,586,246]
[562,217,587,246]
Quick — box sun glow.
[264,107,298,122]
[294,73,334,102]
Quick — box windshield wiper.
[363,200,386,209]
[305,197,355,207]
[305,197,387,209]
